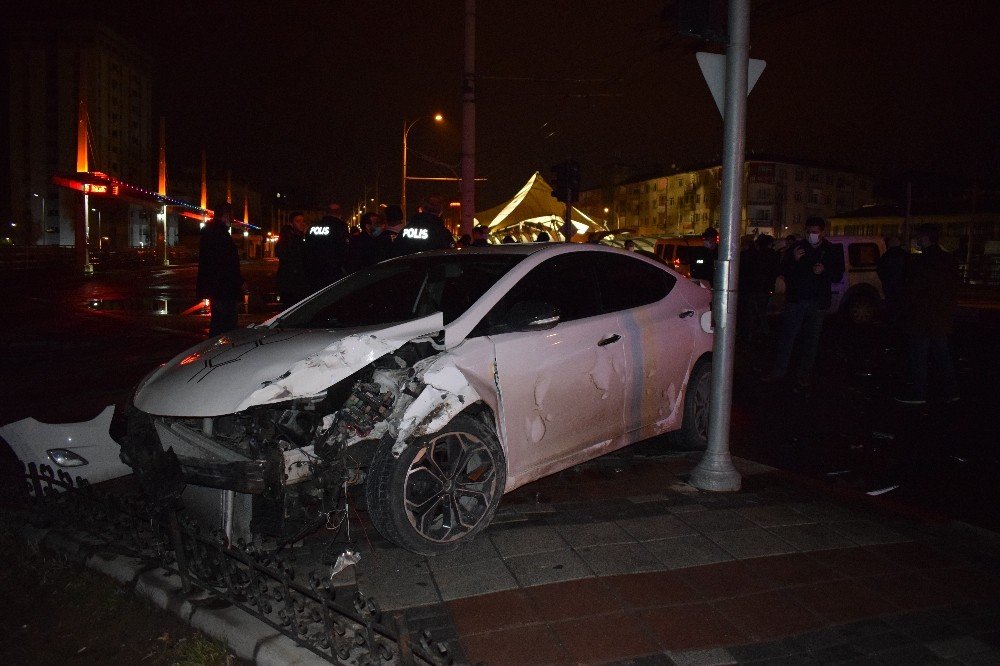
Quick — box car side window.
[594,253,676,313]
[478,253,602,334]
[848,242,879,268]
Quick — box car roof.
[413,242,642,259]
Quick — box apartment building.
[7,20,154,247]
[578,160,875,238]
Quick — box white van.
[772,235,885,324]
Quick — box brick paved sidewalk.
[286,448,1000,665]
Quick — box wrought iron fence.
[16,462,453,665]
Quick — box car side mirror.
[494,300,561,333]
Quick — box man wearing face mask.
[762,217,845,388]
[348,211,382,272]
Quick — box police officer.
[391,195,454,257]
[302,212,350,292]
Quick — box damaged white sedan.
[113,243,714,555]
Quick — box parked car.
[771,235,886,324]
[653,236,706,278]
[114,244,715,555]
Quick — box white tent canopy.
[474,172,606,242]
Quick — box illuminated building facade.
[7,20,155,248]
[578,160,875,238]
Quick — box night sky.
[14,0,1000,209]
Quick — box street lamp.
[33,193,46,245]
[90,208,102,250]
[401,113,443,219]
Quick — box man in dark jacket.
[391,195,453,257]
[689,227,719,284]
[349,212,382,272]
[896,224,959,404]
[762,217,845,388]
[302,213,350,292]
[196,202,243,336]
[876,235,907,331]
[375,204,405,262]
[739,234,780,344]
[275,211,310,306]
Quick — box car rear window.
[848,242,880,268]
[593,253,676,312]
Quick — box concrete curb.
[17,524,332,665]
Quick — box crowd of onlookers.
[197,201,960,406]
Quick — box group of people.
[274,196,456,307]
[198,203,961,404]
[754,217,958,404]
[678,217,959,404]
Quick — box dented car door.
[485,253,627,483]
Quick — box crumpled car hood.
[134,313,444,417]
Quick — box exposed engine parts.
[120,343,446,549]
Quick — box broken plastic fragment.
[329,549,361,577]
[866,485,900,496]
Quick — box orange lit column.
[158,117,169,266]
[76,58,94,275]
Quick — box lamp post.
[33,193,46,245]
[401,113,443,219]
[91,208,103,250]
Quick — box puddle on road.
[85,293,281,316]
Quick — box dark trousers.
[209,298,239,336]
[771,298,825,380]
[904,335,958,400]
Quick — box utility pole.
[903,181,912,251]
[552,160,580,241]
[689,0,752,493]
[460,0,476,237]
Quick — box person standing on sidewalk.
[196,202,244,336]
[895,224,960,405]
[762,217,844,389]
[275,210,309,306]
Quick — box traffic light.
[551,160,581,204]
[552,162,567,202]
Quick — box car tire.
[365,412,506,555]
[844,293,878,325]
[676,360,712,449]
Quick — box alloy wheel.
[402,430,499,543]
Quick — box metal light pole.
[33,193,45,245]
[82,195,94,275]
[689,0,750,493]
[161,206,169,265]
[91,208,102,250]
[402,114,443,219]
[460,0,476,238]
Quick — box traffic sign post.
[689,0,758,494]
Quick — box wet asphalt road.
[2,260,998,532]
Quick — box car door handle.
[598,334,621,346]
[679,310,695,319]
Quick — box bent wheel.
[676,360,712,449]
[366,413,505,555]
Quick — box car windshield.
[276,253,525,329]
